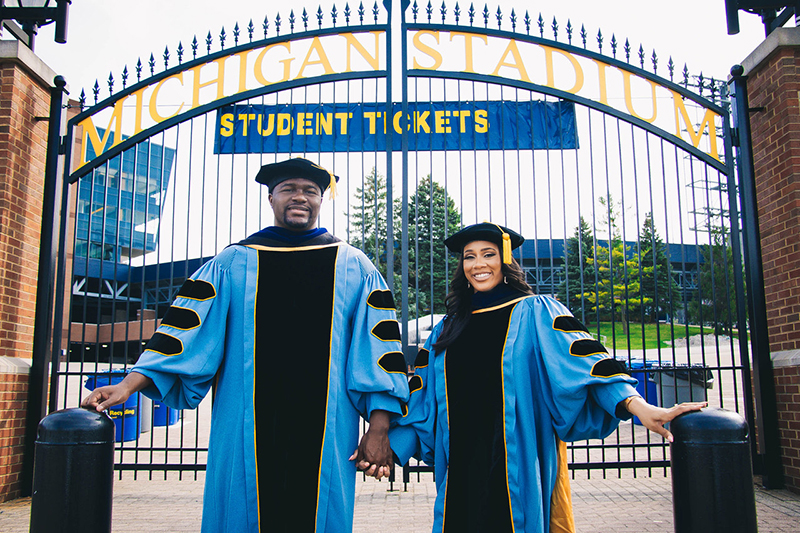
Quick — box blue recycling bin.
[84,371,141,442]
[626,359,658,426]
[152,400,179,426]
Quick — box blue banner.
[214,100,577,154]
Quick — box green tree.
[557,216,595,321]
[687,230,740,335]
[402,176,462,318]
[349,171,462,319]
[349,168,392,279]
[579,195,649,332]
[635,213,683,322]
[582,240,650,332]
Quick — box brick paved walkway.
[2,470,799,531]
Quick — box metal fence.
[45,1,756,479]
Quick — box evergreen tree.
[635,213,683,322]
[688,230,740,335]
[401,176,462,317]
[349,171,462,319]
[349,167,391,279]
[557,217,595,321]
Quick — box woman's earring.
[467,281,471,288]
[504,276,508,284]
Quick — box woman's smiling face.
[462,240,503,293]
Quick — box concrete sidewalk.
[2,470,799,532]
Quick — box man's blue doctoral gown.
[390,291,639,533]
[133,230,409,532]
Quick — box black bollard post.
[670,408,757,533]
[30,408,115,533]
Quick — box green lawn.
[584,322,732,350]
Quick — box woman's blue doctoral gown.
[390,292,639,533]
[133,231,410,532]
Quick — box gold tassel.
[327,172,337,200]
[502,232,512,264]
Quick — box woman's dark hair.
[432,248,533,351]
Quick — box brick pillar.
[742,27,800,493]
[0,41,57,503]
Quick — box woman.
[383,222,704,533]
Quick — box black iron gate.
[35,0,775,479]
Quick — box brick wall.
[0,363,29,502]
[774,360,800,491]
[744,29,800,493]
[747,47,800,355]
[0,45,55,502]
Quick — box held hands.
[626,396,707,442]
[349,410,393,481]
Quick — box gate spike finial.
[93,80,100,104]
[163,46,170,69]
[580,24,587,48]
[192,36,198,58]
[234,23,240,46]
[454,2,461,24]
[108,72,114,96]
[358,2,364,24]
[427,1,433,23]
[624,38,631,63]
[651,49,658,74]
[683,64,689,88]
[551,16,557,41]
[638,44,645,69]
[510,8,516,32]
[206,32,213,55]
[482,4,489,28]
[566,19,573,44]
[136,58,143,81]
[596,29,603,54]
[373,1,379,23]
[345,3,351,25]
[79,89,86,111]
[122,66,128,89]
[610,34,617,58]
[276,13,282,35]
[149,53,156,76]
[524,11,530,34]
[537,13,544,37]
[177,42,184,63]
[317,6,324,29]
[302,8,308,31]
[331,5,338,27]
[496,6,503,30]
[668,56,675,81]
[468,3,474,26]
[441,1,447,24]
[248,19,254,41]
[697,72,705,95]
[289,10,295,33]
[263,16,269,38]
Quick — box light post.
[0,0,70,50]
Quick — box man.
[82,158,409,532]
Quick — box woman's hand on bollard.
[625,396,707,442]
[81,384,131,412]
[80,372,153,412]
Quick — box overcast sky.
[28,0,773,99]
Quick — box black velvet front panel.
[254,246,338,531]
[443,305,515,533]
